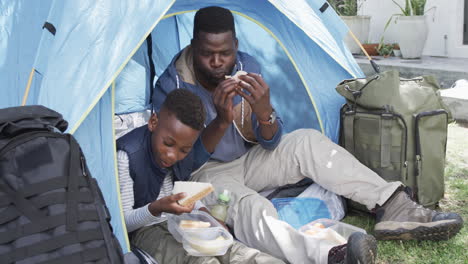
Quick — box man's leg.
[242,128,462,241]
[192,161,344,264]
[242,128,400,209]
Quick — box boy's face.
[148,109,200,168]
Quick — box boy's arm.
[118,150,165,232]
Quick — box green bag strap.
[343,113,355,154]
[380,108,393,168]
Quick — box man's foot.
[374,190,463,241]
[328,232,377,264]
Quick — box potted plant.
[377,44,394,58]
[392,43,401,57]
[362,42,379,56]
[329,0,370,54]
[388,0,432,59]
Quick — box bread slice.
[173,181,214,207]
[225,70,247,82]
[179,220,211,229]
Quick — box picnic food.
[225,70,247,82]
[189,236,227,255]
[304,223,326,236]
[173,181,214,207]
[179,220,211,229]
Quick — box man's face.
[148,110,200,168]
[192,31,238,88]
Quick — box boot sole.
[374,218,463,241]
[346,233,377,264]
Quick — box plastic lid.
[218,190,230,202]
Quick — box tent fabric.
[0,0,364,253]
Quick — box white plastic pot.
[341,16,371,54]
[396,16,428,59]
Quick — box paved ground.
[354,55,468,88]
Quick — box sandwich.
[173,181,214,207]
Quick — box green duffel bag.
[336,70,452,208]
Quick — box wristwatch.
[258,110,277,125]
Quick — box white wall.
[360,0,468,58]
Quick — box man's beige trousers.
[192,129,401,264]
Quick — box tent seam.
[111,81,131,252]
[267,0,358,78]
[69,0,176,134]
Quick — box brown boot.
[374,190,463,241]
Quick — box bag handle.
[0,105,68,136]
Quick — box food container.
[167,210,233,256]
[299,218,366,241]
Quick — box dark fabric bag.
[0,105,124,264]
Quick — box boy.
[116,89,284,264]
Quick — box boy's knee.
[237,194,277,217]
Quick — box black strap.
[319,2,329,12]
[20,174,88,198]
[0,192,94,225]
[0,228,104,263]
[146,34,156,105]
[66,135,80,231]
[37,247,109,264]
[42,22,56,35]
[0,179,47,223]
[89,178,122,264]
[0,210,99,244]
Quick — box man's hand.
[212,78,238,126]
[237,73,273,121]
[148,193,194,216]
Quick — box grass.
[341,123,468,264]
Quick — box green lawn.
[342,123,468,264]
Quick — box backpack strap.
[66,134,80,231]
[343,112,356,154]
[380,108,393,168]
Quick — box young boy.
[116,89,284,264]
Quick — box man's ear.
[234,37,238,50]
[148,113,158,132]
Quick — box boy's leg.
[242,128,401,209]
[131,222,220,264]
[218,241,286,264]
[192,162,342,264]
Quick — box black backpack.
[0,105,124,264]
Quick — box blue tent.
[0,0,363,252]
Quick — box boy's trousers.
[131,222,285,264]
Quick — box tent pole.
[22,68,35,106]
[348,30,380,74]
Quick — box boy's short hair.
[193,6,235,39]
[161,89,206,131]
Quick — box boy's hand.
[149,193,194,216]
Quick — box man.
[153,6,463,264]
[117,89,285,264]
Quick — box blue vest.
[116,126,197,209]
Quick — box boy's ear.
[148,113,158,132]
